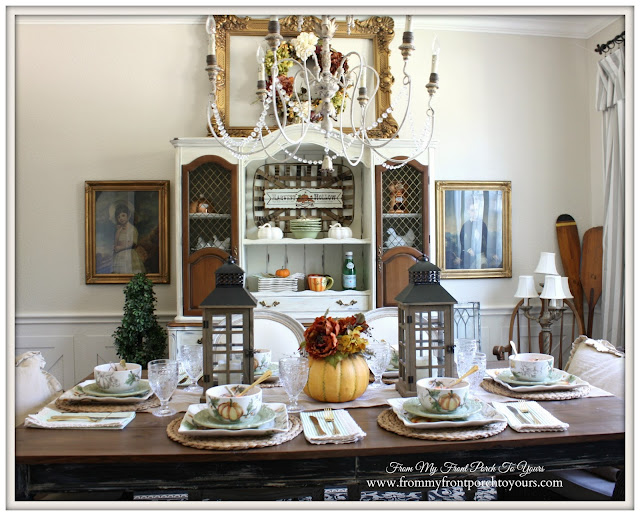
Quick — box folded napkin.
[300,409,366,445]
[24,407,136,430]
[492,401,569,432]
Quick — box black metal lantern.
[199,257,257,402]
[395,255,457,397]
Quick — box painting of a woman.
[112,202,145,274]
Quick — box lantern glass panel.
[414,309,447,380]
[208,311,254,386]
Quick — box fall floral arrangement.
[265,31,351,124]
[300,312,370,366]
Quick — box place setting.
[55,361,161,413]
[482,346,591,401]
[167,370,303,450]
[379,366,509,441]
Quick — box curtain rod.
[594,31,624,55]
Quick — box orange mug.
[308,274,334,292]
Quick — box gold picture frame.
[210,15,397,138]
[435,181,512,279]
[85,180,170,284]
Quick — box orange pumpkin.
[438,392,461,411]
[303,354,369,403]
[217,400,244,421]
[275,268,290,278]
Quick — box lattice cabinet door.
[375,159,429,307]
[182,155,238,316]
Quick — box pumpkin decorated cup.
[416,377,470,413]
[205,384,262,423]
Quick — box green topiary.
[112,273,167,367]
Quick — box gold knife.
[309,415,327,436]
[507,405,529,424]
[48,415,129,421]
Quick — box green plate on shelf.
[80,380,151,398]
[193,405,276,430]
[403,398,483,421]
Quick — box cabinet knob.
[259,300,280,308]
[336,299,357,306]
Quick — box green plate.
[193,405,276,429]
[403,398,483,420]
[81,380,151,398]
[497,369,567,386]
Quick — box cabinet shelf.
[382,213,422,218]
[189,213,232,220]
[243,237,371,245]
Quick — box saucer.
[388,398,506,429]
[487,368,587,392]
[254,362,279,381]
[180,403,288,436]
[80,380,151,398]
[497,368,566,386]
[403,398,483,420]
[193,405,276,429]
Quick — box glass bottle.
[342,251,357,290]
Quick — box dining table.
[14,370,626,503]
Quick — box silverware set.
[308,408,341,436]
[506,402,542,425]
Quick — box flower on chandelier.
[290,32,319,61]
[300,312,369,366]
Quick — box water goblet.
[179,343,203,394]
[365,339,392,389]
[467,352,487,394]
[147,359,179,417]
[455,338,478,378]
[278,356,309,413]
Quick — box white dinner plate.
[178,402,289,436]
[59,380,155,404]
[487,368,588,392]
[388,397,506,429]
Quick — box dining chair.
[453,301,481,341]
[363,307,400,352]
[211,309,306,363]
[15,351,63,426]
[494,298,584,369]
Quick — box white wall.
[13,13,624,379]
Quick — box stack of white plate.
[256,273,304,292]
[289,218,322,239]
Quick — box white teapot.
[328,222,353,239]
[257,222,283,240]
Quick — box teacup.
[417,377,469,413]
[206,384,262,423]
[509,353,554,382]
[94,362,142,393]
[308,274,334,292]
[253,349,271,371]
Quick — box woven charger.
[377,409,507,441]
[55,395,160,413]
[167,415,303,450]
[481,379,591,400]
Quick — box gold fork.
[518,401,541,424]
[323,408,339,435]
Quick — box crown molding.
[14,11,623,40]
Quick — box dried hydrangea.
[291,32,319,61]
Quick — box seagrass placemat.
[55,396,160,413]
[166,414,303,450]
[481,379,590,400]
[377,409,507,441]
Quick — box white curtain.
[596,47,625,349]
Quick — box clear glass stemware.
[179,343,203,393]
[455,338,478,378]
[365,339,392,389]
[147,359,179,417]
[278,356,309,413]
[468,352,487,394]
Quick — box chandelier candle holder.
[204,14,441,169]
[514,251,574,356]
[395,255,457,397]
[199,257,258,402]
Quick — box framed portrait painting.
[85,180,169,284]
[435,181,512,279]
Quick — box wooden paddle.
[580,226,603,337]
[556,214,584,331]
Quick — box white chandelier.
[205,15,440,168]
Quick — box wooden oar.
[556,214,584,330]
[580,226,603,337]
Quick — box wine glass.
[278,356,309,413]
[178,343,203,394]
[147,359,179,417]
[455,339,478,378]
[365,339,392,389]
[467,352,487,394]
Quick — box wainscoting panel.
[15,336,75,390]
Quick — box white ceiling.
[15,12,623,40]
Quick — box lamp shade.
[560,277,573,299]
[534,252,559,276]
[514,275,539,299]
[540,275,564,300]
